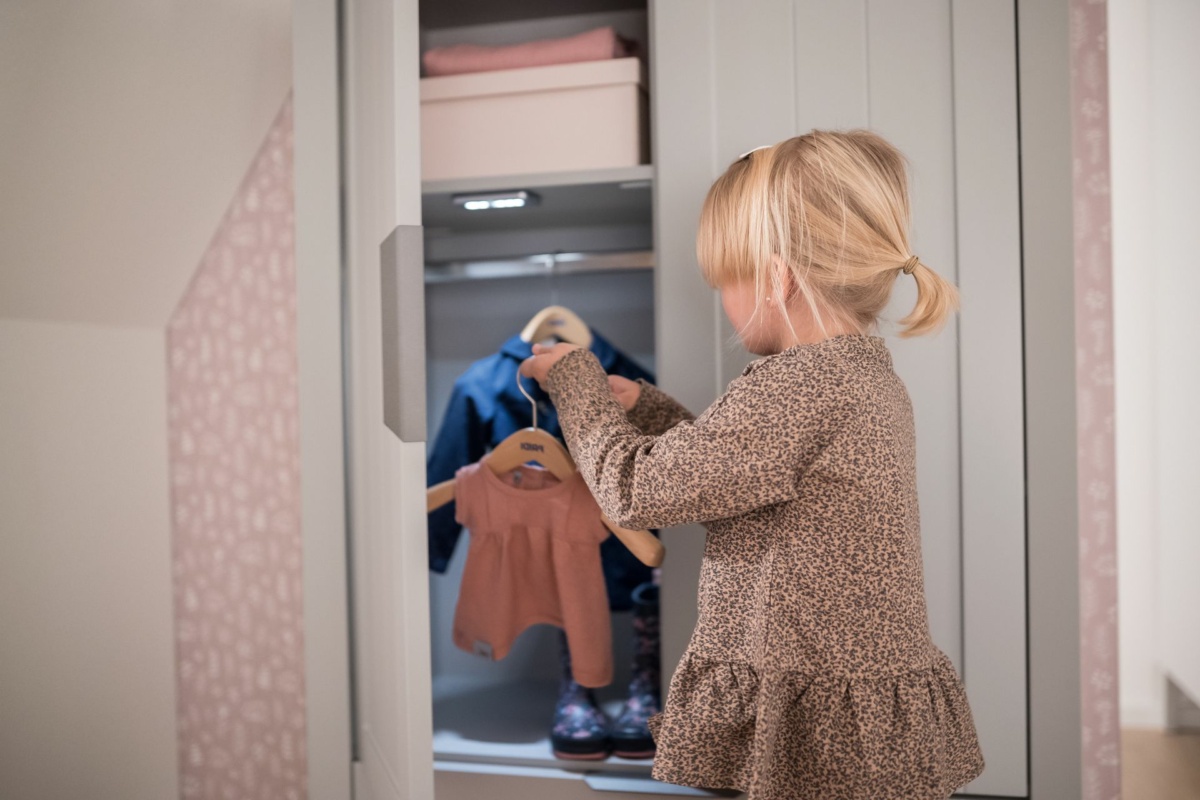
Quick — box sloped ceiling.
[0,0,292,327]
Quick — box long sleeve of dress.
[626,379,696,435]
[545,348,836,530]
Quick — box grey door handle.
[380,225,426,443]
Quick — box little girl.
[521,130,984,799]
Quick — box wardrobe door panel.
[653,1,1027,794]
[796,7,965,662]
[650,0,722,683]
[712,0,797,163]
[793,2,869,129]
[712,0,799,383]
[866,0,962,667]
[344,0,434,797]
[953,1,1027,794]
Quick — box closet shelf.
[422,165,654,235]
[425,250,653,283]
[423,164,653,196]
[432,677,655,777]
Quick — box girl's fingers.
[522,343,579,385]
[607,374,639,410]
[520,354,553,384]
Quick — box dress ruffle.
[646,650,985,800]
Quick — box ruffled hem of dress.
[646,650,985,799]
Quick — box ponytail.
[897,260,959,337]
[697,130,962,338]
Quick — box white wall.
[1147,0,1200,713]
[0,0,292,328]
[0,1,295,792]
[1110,0,1200,727]
[0,319,177,800]
[1110,0,1161,730]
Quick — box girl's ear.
[772,255,799,302]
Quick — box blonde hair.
[696,130,958,338]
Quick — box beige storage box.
[420,57,649,182]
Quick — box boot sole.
[611,733,656,760]
[612,748,656,760]
[552,748,611,761]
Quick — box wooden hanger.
[520,305,593,348]
[424,426,574,514]
[426,374,664,568]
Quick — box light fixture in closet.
[452,190,541,211]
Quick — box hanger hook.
[549,251,560,307]
[516,371,537,430]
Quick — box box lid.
[420,57,646,103]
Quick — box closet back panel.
[424,271,655,689]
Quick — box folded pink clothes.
[423,25,638,77]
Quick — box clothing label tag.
[472,640,494,659]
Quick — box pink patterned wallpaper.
[1070,1,1120,798]
[167,96,307,800]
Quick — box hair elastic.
[902,256,920,275]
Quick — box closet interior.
[417,0,665,781]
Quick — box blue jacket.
[427,331,655,610]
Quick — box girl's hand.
[519,342,581,388]
[608,375,642,411]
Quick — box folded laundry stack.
[422,25,638,77]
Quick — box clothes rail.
[424,250,653,284]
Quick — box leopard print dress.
[544,334,984,800]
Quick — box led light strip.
[451,190,541,211]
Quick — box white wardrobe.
[340,1,1028,797]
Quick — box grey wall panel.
[865,0,963,667]
[952,1,1027,795]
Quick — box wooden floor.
[1122,728,1200,800]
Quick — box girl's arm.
[625,379,696,436]
[544,348,832,530]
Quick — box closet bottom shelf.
[432,678,655,776]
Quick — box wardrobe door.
[652,1,1026,796]
[343,0,434,798]
[947,3,1027,796]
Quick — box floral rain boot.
[611,582,661,759]
[550,629,612,760]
